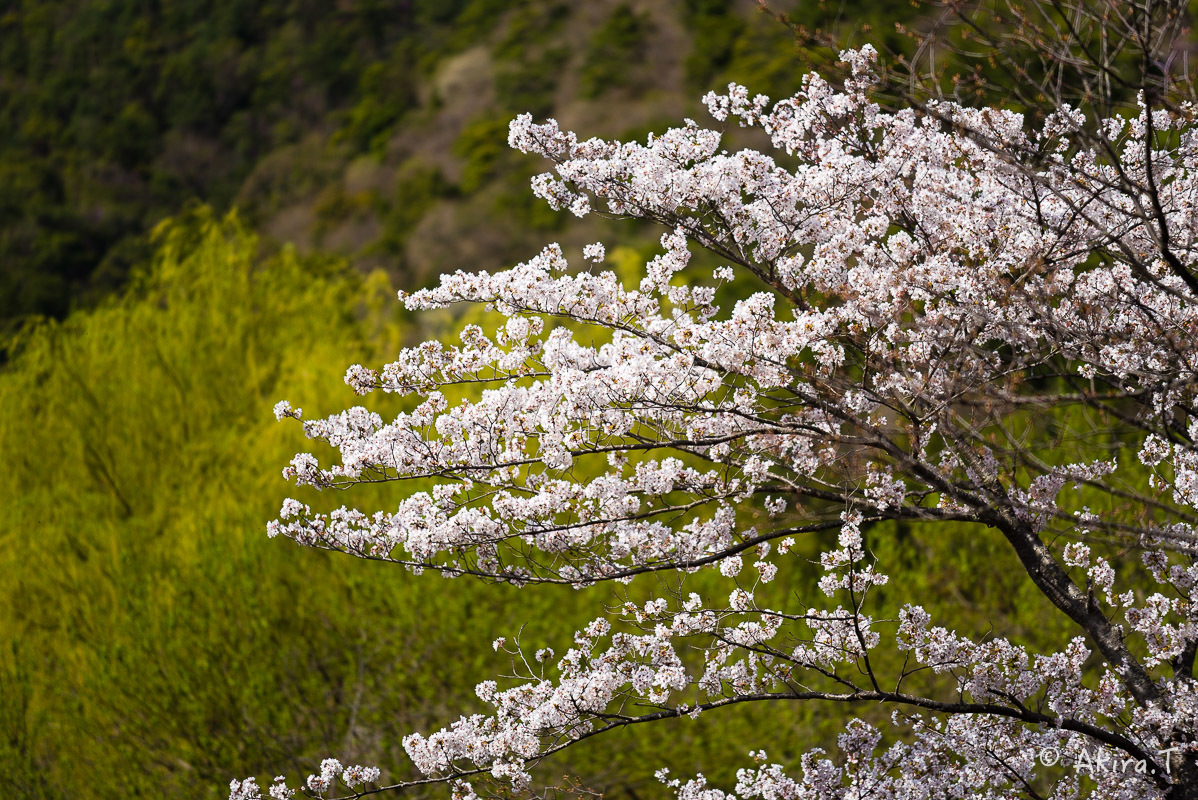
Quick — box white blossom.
[252,42,1198,800]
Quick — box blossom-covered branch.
[246,20,1198,800]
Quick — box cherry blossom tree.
[236,7,1198,799]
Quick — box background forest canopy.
[0,0,844,325]
[3,1,1196,799]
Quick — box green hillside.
[1,0,930,324]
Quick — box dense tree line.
[0,0,927,325]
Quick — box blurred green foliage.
[335,57,420,157]
[494,3,569,117]
[453,115,518,196]
[0,211,824,797]
[1,0,946,327]
[0,0,535,323]
[680,0,748,90]
[376,161,455,255]
[580,4,653,98]
[0,210,552,797]
[0,205,1090,799]
[495,47,568,118]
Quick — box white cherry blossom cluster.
[232,760,380,800]
[247,44,1198,800]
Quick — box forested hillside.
[1,0,851,322]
